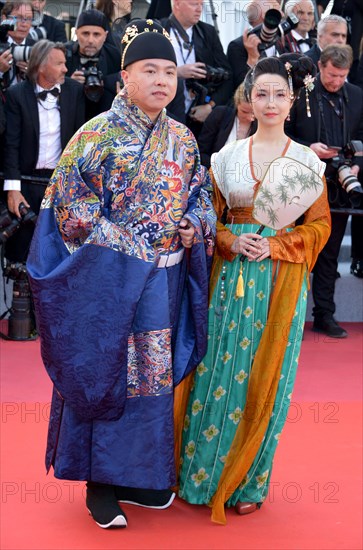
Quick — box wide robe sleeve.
[42,122,152,261]
[211,171,238,262]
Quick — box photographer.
[227,0,285,91]
[283,0,316,53]
[65,9,121,121]
[161,0,233,136]
[3,39,85,263]
[286,45,363,338]
[0,1,35,91]
[30,1,67,42]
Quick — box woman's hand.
[231,232,270,262]
[179,218,195,248]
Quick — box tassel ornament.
[236,265,245,298]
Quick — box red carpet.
[1,322,362,550]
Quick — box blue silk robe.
[27,91,216,489]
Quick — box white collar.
[291,29,308,40]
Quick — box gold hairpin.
[285,62,294,100]
[303,74,315,118]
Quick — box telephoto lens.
[247,9,282,46]
[337,165,363,207]
[259,9,282,44]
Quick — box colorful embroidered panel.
[127,329,173,397]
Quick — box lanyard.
[169,14,194,64]
[173,29,193,64]
[322,93,343,120]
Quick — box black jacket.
[198,106,236,168]
[4,77,85,179]
[305,43,321,67]
[40,14,67,42]
[285,78,363,147]
[161,18,233,106]
[0,96,5,136]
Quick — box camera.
[0,202,38,340]
[80,58,104,102]
[330,140,363,207]
[247,9,299,51]
[0,19,32,62]
[185,80,209,113]
[29,11,47,42]
[29,25,47,42]
[2,260,37,340]
[0,18,15,42]
[204,65,230,85]
[186,65,230,111]
[0,201,37,245]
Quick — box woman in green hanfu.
[176,54,331,524]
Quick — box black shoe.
[114,486,175,509]
[312,317,347,338]
[351,259,363,278]
[86,482,127,528]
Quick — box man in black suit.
[286,44,363,338]
[161,0,233,135]
[30,0,67,42]
[3,39,85,262]
[305,14,347,66]
[283,0,316,54]
[227,0,285,91]
[65,9,121,121]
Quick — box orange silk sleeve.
[210,169,238,262]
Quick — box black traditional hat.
[121,19,177,70]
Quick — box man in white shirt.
[3,39,85,262]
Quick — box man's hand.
[310,142,340,159]
[189,103,212,123]
[15,60,28,75]
[0,49,13,73]
[351,164,360,177]
[242,29,261,68]
[7,190,29,218]
[71,69,86,85]
[177,62,207,80]
[178,218,195,248]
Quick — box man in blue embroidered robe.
[27,19,216,529]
